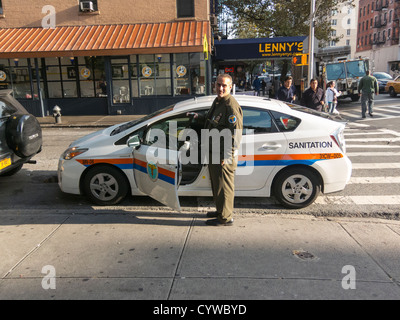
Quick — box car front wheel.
[273,167,321,209]
[82,165,128,205]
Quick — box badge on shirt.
[228,115,237,124]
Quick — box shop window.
[60,58,78,98]
[111,58,130,104]
[138,54,171,97]
[174,53,205,95]
[10,59,32,99]
[0,59,11,91]
[177,0,194,18]
[45,57,63,98]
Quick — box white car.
[58,95,352,210]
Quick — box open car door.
[129,135,181,211]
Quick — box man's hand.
[186,112,198,119]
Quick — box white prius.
[58,95,352,210]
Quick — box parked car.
[58,95,352,210]
[385,75,400,97]
[0,89,42,176]
[373,72,393,93]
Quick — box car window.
[143,113,192,150]
[0,100,16,118]
[242,107,274,135]
[270,110,301,132]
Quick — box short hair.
[310,78,318,84]
[366,70,370,75]
[217,74,233,84]
[284,76,293,82]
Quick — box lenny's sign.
[214,36,307,60]
[258,41,303,57]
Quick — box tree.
[220,0,354,80]
[221,0,354,45]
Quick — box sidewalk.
[0,210,399,300]
[37,114,144,128]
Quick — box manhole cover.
[292,250,316,260]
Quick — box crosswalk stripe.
[347,151,400,156]
[351,162,400,169]
[349,176,400,184]
[347,144,400,149]
[316,195,400,205]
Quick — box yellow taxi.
[385,75,400,97]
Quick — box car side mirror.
[127,135,141,149]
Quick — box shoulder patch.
[228,115,237,124]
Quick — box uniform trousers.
[208,159,237,223]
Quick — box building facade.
[356,0,400,75]
[330,1,358,58]
[0,0,215,116]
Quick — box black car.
[373,72,393,93]
[0,90,42,176]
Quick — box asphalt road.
[1,95,399,219]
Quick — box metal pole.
[308,0,316,85]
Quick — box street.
[1,95,399,218]
[0,96,400,301]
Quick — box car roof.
[172,95,290,112]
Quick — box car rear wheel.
[82,165,128,205]
[273,167,321,209]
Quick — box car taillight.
[330,127,346,153]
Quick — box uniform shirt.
[205,94,243,164]
[301,87,325,110]
[358,75,378,94]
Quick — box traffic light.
[292,54,308,66]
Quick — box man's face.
[284,79,292,88]
[215,76,232,99]
[310,80,318,90]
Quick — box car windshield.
[346,60,367,78]
[326,63,346,80]
[110,105,174,136]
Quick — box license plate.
[0,157,11,170]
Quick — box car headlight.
[62,147,88,160]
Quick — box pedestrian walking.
[189,74,243,226]
[252,76,261,96]
[276,76,297,103]
[358,70,378,118]
[300,79,325,111]
[325,81,342,114]
[261,79,266,96]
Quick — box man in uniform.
[204,74,243,226]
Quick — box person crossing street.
[358,70,378,118]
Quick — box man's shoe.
[206,211,218,218]
[205,218,234,226]
[362,115,366,118]
[369,112,373,117]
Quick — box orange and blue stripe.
[133,158,176,185]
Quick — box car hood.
[69,123,124,148]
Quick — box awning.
[214,36,308,60]
[0,21,210,58]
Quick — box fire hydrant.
[53,105,62,124]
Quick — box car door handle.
[262,143,281,150]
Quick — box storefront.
[212,36,308,90]
[0,21,211,116]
